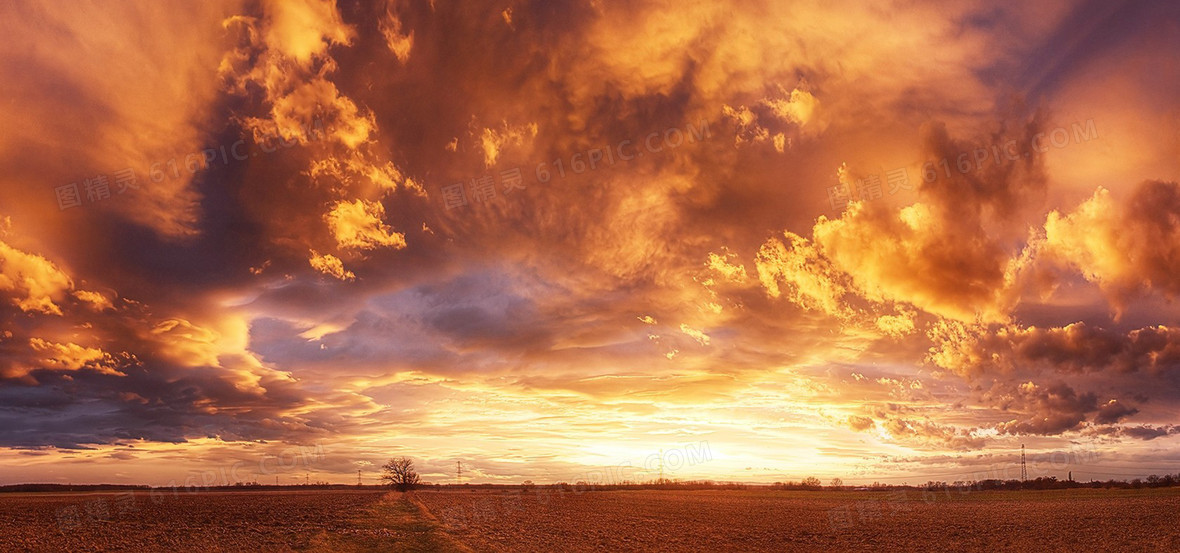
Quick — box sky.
[0,0,1179,487]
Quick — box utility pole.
[1020,444,1027,483]
[357,469,362,487]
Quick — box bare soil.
[3,487,1178,552]
[414,487,1180,552]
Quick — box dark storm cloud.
[0,295,345,448]
[932,322,1180,377]
[989,381,1099,436]
[926,321,1180,438]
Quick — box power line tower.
[658,449,665,484]
[457,461,463,485]
[357,469,362,487]
[1020,444,1027,483]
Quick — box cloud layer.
[1,0,1179,485]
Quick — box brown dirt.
[4,487,1179,552]
[413,487,1180,552]
[0,489,405,552]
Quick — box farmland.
[2,488,1178,551]
[0,489,466,552]
[415,487,1180,552]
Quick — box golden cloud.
[379,8,414,63]
[325,199,407,251]
[27,338,125,377]
[754,231,850,318]
[309,250,355,281]
[1042,181,1180,311]
[0,240,73,315]
[262,0,354,67]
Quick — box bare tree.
[829,477,843,489]
[381,457,421,491]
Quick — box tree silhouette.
[381,457,421,491]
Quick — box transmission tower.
[457,461,463,485]
[1020,444,1027,482]
[357,469,362,487]
[658,449,665,484]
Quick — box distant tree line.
[920,473,1180,492]
[408,472,1180,493]
[420,479,753,492]
[9,467,1179,494]
[0,484,151,493]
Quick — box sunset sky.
[1,0,1179,487]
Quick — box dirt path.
[308,491,473,552]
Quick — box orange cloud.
[1042,181,1180,312]
[0,240,73,315]
[754,231,850,318]
[325,199,407,251]
[0,1,240,236]
[309,250,356,281]
[379,8,414,63]
[262,0,354,66]
[814,201,1011,323]
[26,339,126,377]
